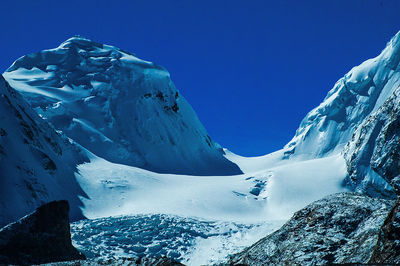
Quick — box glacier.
[2,30,400,264]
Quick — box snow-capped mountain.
[2,30,400,265]
[284,31,400,160]
[0,36,352,264]
[3,37,241,175]
[226,31,400,264]
[0,75,88,227]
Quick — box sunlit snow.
[4,32,400,264]
[72,148,348,264]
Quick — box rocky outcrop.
[343,86,400,198]
[0,200,85,265]
[369,199,400,264]
[228,192,393,265]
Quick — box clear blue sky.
[1,0,400,156]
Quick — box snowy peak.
[0,75,88,227]
[8,35,156,73]
[284,30,400,160]
[59,35,114,49]
[4,37,241,175]
[380,31,400,69]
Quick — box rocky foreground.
[0,200,85,265]
[0,200,184,265]
[2,193,400,265]
[228,192,400,265]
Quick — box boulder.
[228,192,393,265]
[0,200,85,265]
[369,199,400,264]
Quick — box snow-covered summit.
[4,37,241,175]
[284,31,400,159]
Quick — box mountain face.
[229,192,394,265]
[3,37,241,175]
[0,75,88,227]
[281,31,400,198]
[284,32,400,160]
[2,31,400,265]
[228,33,400,265]
[344,86,400,199]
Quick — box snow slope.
[75,151,348,223]
[64,146,348,264]
[4,31,400,264]
[3,36,241,176]
[285,31,400,159]
[0,75,88,227]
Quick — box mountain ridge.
[0,75,88,227]
[284,31,400,160]
[2,31,400,264]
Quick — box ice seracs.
[4,36,241,176]
[2,30,400,265]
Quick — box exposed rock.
[343,86,400,198]
[228,192,393,265]
[0,200,85,265]
[369,199,400,264]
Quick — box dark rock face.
[0,200,85,265]
[369,199,400,264]
[343,87,400,198]
[228,193,393,265]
